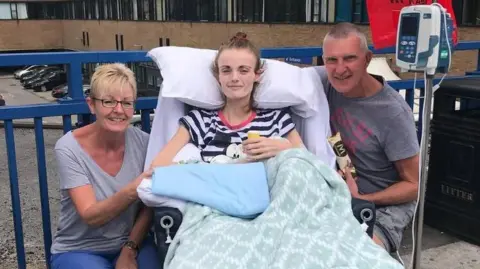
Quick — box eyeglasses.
[92,98,135,109]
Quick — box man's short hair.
[323,22,369,52]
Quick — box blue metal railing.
[1,41,480,269]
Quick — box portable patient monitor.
[395,4,454,75]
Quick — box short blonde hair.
[90,63,137,99]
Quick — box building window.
[85,0,98,19]
[137,0,156,20]
[105,0,119,20]
[196,0,214,21]
[165,0,185,20]
[10,3,17,19]
[73,1,84,19]
[352,0,368,23]
[264,0,306,23]
[235,0,263,22]
[63,2,73,19]
[460,0,480,25]
[119,0,133,20]
[215,0,228,21]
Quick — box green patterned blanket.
[163,148,403,269]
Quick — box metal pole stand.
[412,73,435,269]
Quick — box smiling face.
[86,82,135,133]
[322,34,372,96]
[216,48,261,105]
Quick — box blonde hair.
[90,63,137,99]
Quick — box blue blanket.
[151,162,270,218]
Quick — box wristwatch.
[123,240,139,256]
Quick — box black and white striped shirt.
[179,108,295,162]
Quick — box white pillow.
[147,46,322,118]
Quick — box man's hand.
[115,247,137,269]
[243,137,292,161]
[339,167,361,199]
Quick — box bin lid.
[436,77,480,98]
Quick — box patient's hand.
[242,137,292,161]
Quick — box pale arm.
[285,129,305,149]
[359,154,419,205]
[149,125,191,168]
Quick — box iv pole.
[412,1,437,268]
[412,73,434,269]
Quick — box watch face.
[124,240,138,251]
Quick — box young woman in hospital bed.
[139,32,378,266]
[149,32,305,168]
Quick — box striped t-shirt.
[179,108,295,163]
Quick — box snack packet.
[327,132,357,178]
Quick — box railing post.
[34,118,52,269]
[67,60,90,127]
[477,49,480,71]
[405,88,415,111]
[67,62,84,100]
[4,120,26,269]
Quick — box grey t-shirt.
[316,67,419,195]
[51,127,149,254]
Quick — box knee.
[373,225,394,253]
[373,234,388,250]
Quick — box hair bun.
[230,32,248,42]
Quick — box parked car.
[23,70,63,89]
[20,66,61,84]
[52,84,90,99]
[32,71,67,92]
[14,65,47,79]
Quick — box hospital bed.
[139,46,382,268]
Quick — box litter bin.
[425,77,480,245]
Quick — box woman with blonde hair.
[50,63,159,269]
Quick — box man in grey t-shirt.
[317,23,420,253]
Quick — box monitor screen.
[400,15,419,36]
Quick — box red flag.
[366,0,458,50]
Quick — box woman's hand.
[242,137,292,161]
[128,169,153,201]
[115,247,137,269]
